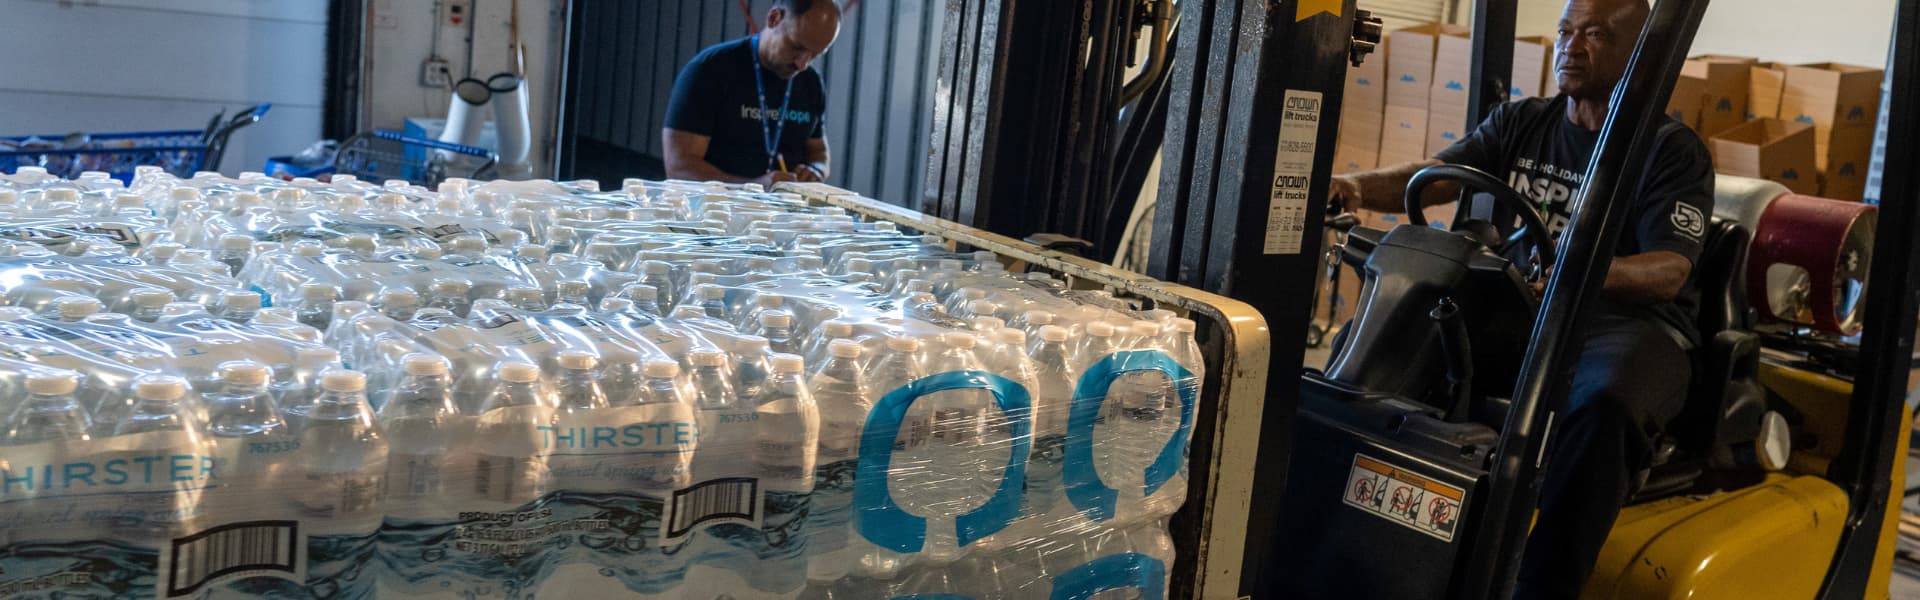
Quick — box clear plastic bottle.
[945,288,987,316]
[5,369,91,444]
[427,278,473,317]
[54,297,102,322]
[1014,310,1056,345]
[556,280,592,307]
[129,289,172,323]
[894,333,999,562]
[758,310,800,356]
[639,261,677,311]
[216,290,262,323]
[1023,325,1079,532]
[377,353,462,516]
[1073,321,1120,373]
[688,350,734,410]
[805,319,857,368]
[108,375,215,538]
[553,351,608,414]
[470,361,552,507]
[216,233,254,275]
[695,284,730,321]
[732,336,773,401]
[298,283,340,330]
[622,283,663,317]
[739,294,786,330]
[378,288,420,321]
[962,299,1001,323]
[867,335,926,398]
[753,354,820,594]
[506,286,547,312]
[295,369,388,520]
[807,340,872,584]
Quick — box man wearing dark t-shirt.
[1329,0,1713,596]
[663,0,840,187]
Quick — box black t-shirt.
[1433,94,1715,344]
[665,36,828,179]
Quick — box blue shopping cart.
[332,130,497,188]
[0,104,270,182]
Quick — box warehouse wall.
[0,0,326,176]
[1513,0,1895,68]
[566,0,944,205]
[361,0,567,178]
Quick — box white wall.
[362,0,566,177]
[1514,0,1894,68]
[0,0,326,175]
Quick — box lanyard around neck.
[750,34,796,172]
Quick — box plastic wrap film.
[0,166,1202,600]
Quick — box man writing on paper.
[1326,0,1715,596]
[663,0,841,187]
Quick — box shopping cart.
[332,130,497,188]
[0,104,270,182]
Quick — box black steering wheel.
[1403,164,1557,276]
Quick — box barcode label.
[663,478,759,543]
[166,520,301,597]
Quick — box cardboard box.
[1686,55,1758,137]
[1779,63,1883,162]
[1425,27,1474,155]
[1821,126,1875,200]
[1512,36,1554,99]
[1380,105,1431,166]
[1333,144,1379,175]
[1749,62,1788,120]
[1387,24,1471,109]
[1710,118,1818,195]
[1666,74,1707,131]
[1339,50,1387,158]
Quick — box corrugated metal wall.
[569,0,944,205]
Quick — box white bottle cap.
[132,288,172,307]
[1040,325,1071,343]
[0,307,27,322]
[644,261,672,275]
[559,351,598,370]
[700,285,727,300]
[403,353,450,376]
[136,375,189,401]
[1131,321,1162,338]
[114,194,145,209]
[939,259,963,271]
[1086,321,1116,337]
[508,287,544,303]
[994,328,1027,346]
[333,300,369,319]
[972,317,1006,332]
[643,359,680,378]
[382,288,419,305]
[169,187,201,202]
[757,295,785,309]
[557,281,590,296]
[961,288,986,300]
[599,298,634,312]
[333,174,359,184]
[770,353,805,372]
[1171,317,1197,334]
[453,237,487,252]
[321,369,366,393]
[222,290,261,310]
[147,242,183,260]
[690,350,727,367]
[431,279,471,295]
[298,347,341,366]
[736,335,770,351]
[57,297,102,319]
[885,335,922,352]
[624,284,659,301]
[1143,308,1177,322]
[499,361,541,383]
[759,311,792,328]
[44,189,79,203]
[26,369,80,395]
[944,332,978,349]
[968,299,1000,316]
[220,360,271,385]
[220,234,254,251]
[909,292,938,306]
[294,243,326,257]
[823,320,854,337]
[302,283,338,301]
[516,245,549,261]
[828,339,864,359]
[549,225,575,240]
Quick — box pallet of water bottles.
[0,165,1217,600]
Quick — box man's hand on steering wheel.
[1329,175,1361,216]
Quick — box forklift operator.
[1326,0,1714,595]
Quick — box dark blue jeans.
[1513,313,1692,599]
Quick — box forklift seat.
[1632,217,1771,501]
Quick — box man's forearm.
[1600,251,1691,304]
[665,158,750,184]
[1346,159,1457,213]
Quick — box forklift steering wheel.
[1402,163,1557,276]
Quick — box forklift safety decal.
[1341,453,1464,542]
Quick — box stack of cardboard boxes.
[1673,58,1883,201]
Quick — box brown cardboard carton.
[1425,27,1474,155]
[1666,74,1707,131]
[1686,55,1758,137]
[1780,62,1883,164]
[1339,51,1387,156]
[1821,126,1875,201]
[1749,62,1788,120]
[1380,105,1431,166]
[1333,144,1380,175]
[1513,36,1554,99]
[1710,118,1818,195]
[1387,24,1470,109]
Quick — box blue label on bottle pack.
[853,370,1032,553]
[1061,350,1197,523]
[1048,552,1166,600]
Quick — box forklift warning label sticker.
[1342,453,1465,542]
[1264,89,1323,255]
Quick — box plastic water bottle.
[805,319,857,368]
[808,339,872,583]
[740,294,787,330]
[216,233,254,275]
[629,359,696,488]
[54,297,101,322]
[278,347,343,434]
[556,280,591,307]
[376,353,462,517]
[1014,310,1056,345]
[294,370,387,519]
[867,335,926,399]
[912,333,1006,562]
[206,360,292,491]
[1073,321,1120,373]
[470,361,551,507]
[624,284,664,316]
[639,261,677,311]
[378,288,420,321]
[298,283,340,330]
[688,350,733,409]
[5,369,91,444]
[695,285,729,321]
[427,278,472,317]
[758,310,800,356]
[752,354,819,598]
[130,288,172,323]
[112,375,216,537]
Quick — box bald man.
[1329,0,1713,595]
[664,0,842,187]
